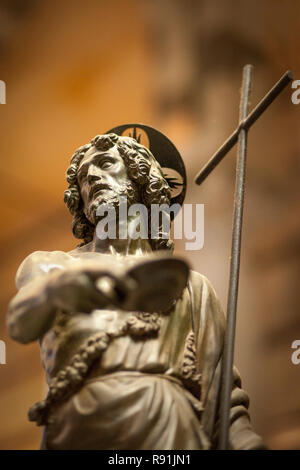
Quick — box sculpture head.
[64,133,173,250]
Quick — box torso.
[34,247,194,386]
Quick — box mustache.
[89,183,112,200]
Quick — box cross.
[195,69,293,185]
[194,66,293,450]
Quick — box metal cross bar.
[195,70,293,186]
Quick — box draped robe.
[10,248,265,450]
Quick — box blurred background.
[0,0,299,449]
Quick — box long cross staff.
[219,64,252,450]
[194,66,293,450]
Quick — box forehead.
[78,144,121,169]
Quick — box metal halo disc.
[106,123,187,213]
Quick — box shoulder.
[189,270,222,306]
[188,269,226,334]
[15,250,71,289]
[189,270,212,287]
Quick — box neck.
[91,212,153,256]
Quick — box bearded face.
[77,144,139,226]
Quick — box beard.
[84,180,140,226]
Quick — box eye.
[100,159,113,170]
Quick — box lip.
[89,184,111,200]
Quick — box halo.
[106,124,187,213]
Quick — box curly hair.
[64,133,174,251]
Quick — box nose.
[87,164,101,184]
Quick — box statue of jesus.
[7,128,265,450]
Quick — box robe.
[9,250,265,450]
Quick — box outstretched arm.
[7,251,126,344]
[7,251,64,343]
[7,270,57,344]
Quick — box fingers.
[95,275,138,307]
[49,273,110,313]
[71,274,112,311]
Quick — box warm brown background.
[0,0,299,449]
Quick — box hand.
[46,264,132,313]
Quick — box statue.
[7,125,265,450]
